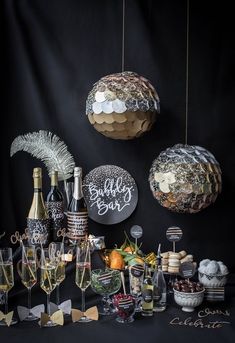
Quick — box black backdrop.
[1,0,235,271]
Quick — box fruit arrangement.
[105,232,144,270]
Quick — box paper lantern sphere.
[149,144,222,213]
[86,71,160,140]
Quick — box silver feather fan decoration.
[10,130,75,181]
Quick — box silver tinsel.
[86,71,160,140]
[149,144,222,213]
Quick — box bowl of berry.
[112,293,136,323]
[173,280,205,312]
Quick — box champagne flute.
[49,242,66,305]
[75,240,91,323]
[0,248,17,326]
[17,245,37,320]
[40,248,57,327]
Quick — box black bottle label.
[67,211,88,239]
[153,287,162,301]
[27,218,50,246]
[131,264,144,278]
[46,201,64,222]
[142,289,153,303]
[46,201,64,241]
[118,299,135,313]
[97,272,112,288]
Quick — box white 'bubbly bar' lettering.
[87,177,133,216]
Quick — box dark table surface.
[1,252,235,343]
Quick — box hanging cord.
[185,0,189,145]
[121,0,126,72]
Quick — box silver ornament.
[149,144,222,213]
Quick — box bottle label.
[130,264,144,278]
[27,218,50,245]
[97,272,113,288]
[46,201,64,241]
[142,289,153,303]
[46,201,64,222]
[153,287,162,302]
[67,211,88,239]
[118,298,135,313]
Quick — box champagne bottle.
[46,170,64,242]
[27,168,50,246]
[153,244,167,312]
[141,263,153,317]
[67,167,88,244]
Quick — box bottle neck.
[73,174,83,200]
[144,265,151,279]
[51,174,58,187]
[33,177,42,190]
[157,257,162,271]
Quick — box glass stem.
[4,292,8,315]
[103,296,109,314]
[28,288,32,312]
[56,285,60,306]
[81,290,85,313]
[47,293,51,316]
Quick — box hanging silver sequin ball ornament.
[149,144,222,213]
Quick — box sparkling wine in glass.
[17,245,37,321]
[49,242,66,305]
[0,248,17,326]
[40,249,57,327]
[75,240,91,323]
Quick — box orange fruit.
[109,250,125,270]
[124,246,135,253]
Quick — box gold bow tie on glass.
[0,310,14,327]
[40,309,64,327]
[17,304,45,321]
[71,306,99,322]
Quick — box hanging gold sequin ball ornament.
[149,144,222,213]
[86,71,160,140]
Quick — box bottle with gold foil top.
[46,170,64,242]
[27,168,50,246]
[67,167,88,245]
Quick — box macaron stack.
[161,250,195,274]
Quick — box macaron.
[169,252,181,259]
[162,265,168,272]
[180,255,193,263]
[162,258,169,266]
[168,266,179,274]
[179,250,187,259]
[161,252,169,258]
[186,254,193,262]
[168,258,180,267]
